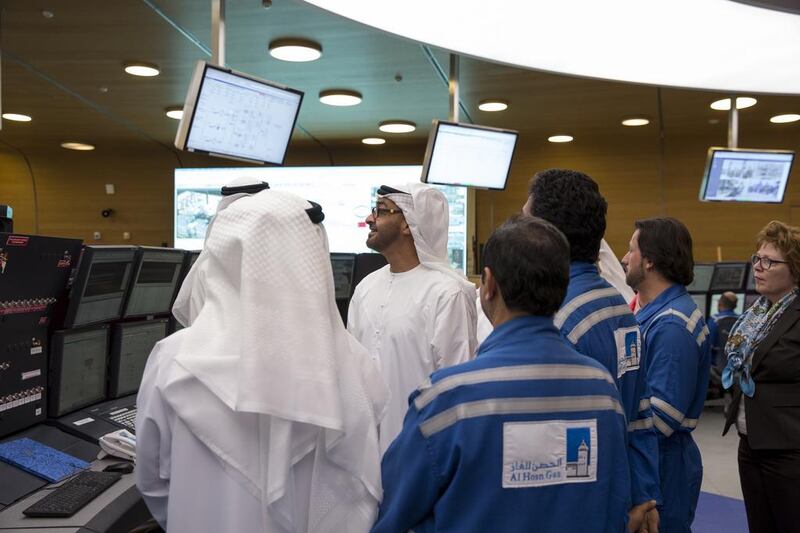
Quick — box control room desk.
[0,424,152,533]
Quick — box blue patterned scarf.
[723,288,799,397]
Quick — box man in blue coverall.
[373,216,631,533]
[525,168,661,533]
[622,217,711,533]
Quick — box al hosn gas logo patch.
[502,419,598,488]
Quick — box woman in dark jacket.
[722,220,800,533]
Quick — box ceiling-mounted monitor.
[699,147,794,203]
[421,120,518,190]
[174,60,304,165]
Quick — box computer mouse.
[103,462,134,474]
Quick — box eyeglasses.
[370,206,402,219]
[751,253,789,270]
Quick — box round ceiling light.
[268,39,322,62]
[61,142,95,151]
[548,135,574,143]
[2,113,32,122]
[319,89,362,106]
[165,106,184,120]
[378,120,416,133]
[478,99,508,112]
[621,117,650,126]
[362,137,386,145]
[124,62,160,77]
[710,97,757,111]
[770,113,800,124]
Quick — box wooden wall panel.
[2,129,799,267]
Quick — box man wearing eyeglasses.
[622,218,711,533]
[348,184,478,455]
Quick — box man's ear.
[400,218,413,236]
[643,257,655,272]
[482,267,496,300]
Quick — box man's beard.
[625,263,645,291]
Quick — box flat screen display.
[421,120,518,190]
[686,263,715,293]
[111,320,168,397]
[710,262,748,292]
[700,147,794,203]
[710,292,746,316]
[52,328,108,416]
[175,61,303,165]
[691,293,708,318]
[174,166,469,272]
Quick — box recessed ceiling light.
[41,10,54,19]
[710,97,757,111]
[770,113,800,124]
[61,142,95,151]
[378,120,416,133]
[124,63,160,77]
[2,113,32,122]
[621,117,650,126]
[165,106,184,120]
[362,137,386,145]
[268,39,322,62]
[319,89,362,106]
[548,135,573,143]
[478,99,508,112]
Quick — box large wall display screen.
[700,147,794,203]
[174,166,469,272]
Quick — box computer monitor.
[122,247,185,318]
[709,262,748,292]
[62,246,138,328]
[746,264,757,291]
[352,253,388,289]
[108,319,169,398]
[174,60,304,165]
[744,293,760,310]
[691,293,708,318]
[421,120,519,190]
[48,326,109,417]
[686,263,715,293]
[710,292,746,316]
[330,253,356,300]
[699,147,794,203]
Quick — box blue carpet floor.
[693,491,747,533]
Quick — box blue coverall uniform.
[372,315,631,533]
[636,284,711,533]
[554,262,661,507]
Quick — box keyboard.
[22,470,122,518]
[103,407,137,433]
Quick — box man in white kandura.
[348,184,478,455]
[136,187,388,533]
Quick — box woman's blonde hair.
[756,220,800,283]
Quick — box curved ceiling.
[302,0,800,95]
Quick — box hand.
[643,507,660,533]
[628,500,657,533]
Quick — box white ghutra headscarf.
[167,188,388,532]
[380,183,475,297]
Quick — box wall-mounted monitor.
[710,292,746,316]
[686,263,715,293]
[421,121,518,190]
[48,326,109,417]
[710,262,748,292]
[699,147,794,203]
[122,248,185,318]
[62,246,138,329]
[174,61,304,165]
[174,166,469,272]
